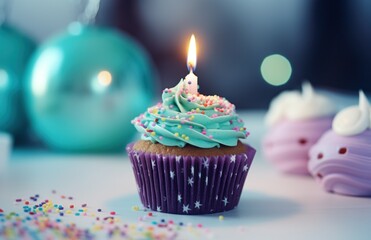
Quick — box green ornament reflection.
[25,23,156,152]
[0,24,35,137]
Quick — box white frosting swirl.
[265,82,336,126]
[332,91,370,136]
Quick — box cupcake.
[308,91,371,196]
[263,83,336,175]
[127,79,255,215]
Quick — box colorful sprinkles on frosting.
[132,80,250,148]
[0,190,213,239]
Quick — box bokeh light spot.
[97,70,112,86]
[260,54,292,86]
[0,69,9,88]
[31,48,63,96]
[92,70,112,93]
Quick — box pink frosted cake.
[263,83,336,175]
[309,91,371,196]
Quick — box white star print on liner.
[187,177,194,187]
[170,171,175,179]
[202,158,209,169]
[182,204,191,213]
[134,153,140,163]
[194,201,202,209]
[222,197,229,206]
[127,140,256,215]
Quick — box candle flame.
[187,34,197,72]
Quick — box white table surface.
[1,110,371,240]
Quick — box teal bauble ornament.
[0,24,35,137]
[25,23,156,152]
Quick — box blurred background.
[9,0,371,106]
[1,0,371,152]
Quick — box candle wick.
[188,64,194,73]
[188,63,196,73]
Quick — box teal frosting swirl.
[132,80,249,148]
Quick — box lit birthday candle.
[184,34,198,94]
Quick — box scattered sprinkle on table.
[0,190,213,239]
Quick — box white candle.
[184,34,198,94]
[185,70,198,94]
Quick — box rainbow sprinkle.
[0,191,213,239]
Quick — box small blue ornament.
[25,23,156,152]
[0,24,35,137]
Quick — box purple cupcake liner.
[126,143,255,215]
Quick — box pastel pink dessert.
[263,117,332,175]
[308,130,371,196]
[263,83,336,175]
[308,91,371,197]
